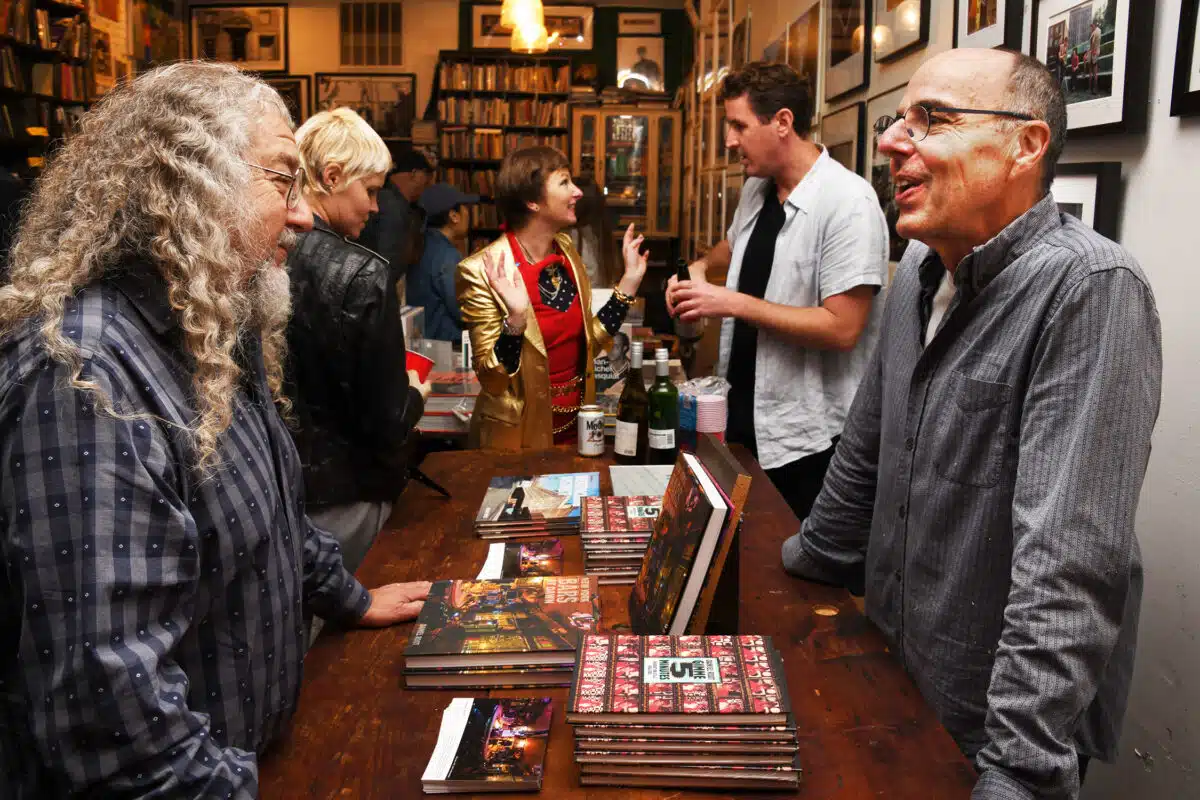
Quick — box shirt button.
[898,505,907,520]
[904,437,914,451]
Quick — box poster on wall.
[617,37,664,93]
[825,0,869,101]
[787,4,821,122]
[953,0,1023,49]
[865,84,909,266]
[1050,162,1121,240]
[264,74,312,123]
[1031,0,1154,134]
[472,5,594,51]
[316,73,416,140]
[189,4,288,73]
[874,0,930,62]
[818,102,865,176]
[1170,0,1200,116]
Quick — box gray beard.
[248,229,296,332]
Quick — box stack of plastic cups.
[694,394,727,442]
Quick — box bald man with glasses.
[781,49,1161,799]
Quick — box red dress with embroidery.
[507,233,584,444]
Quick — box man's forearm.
[732,292,866,351]
[694,240,732,282]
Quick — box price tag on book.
[643,657,721,684]
[25,127,49,138]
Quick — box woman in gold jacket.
[456,146,648,449]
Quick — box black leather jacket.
[284,216,423,507]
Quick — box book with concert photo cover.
[421,697,553,793]
[476,539,564,580]
[405,577,601,670]
[474,472,600,532]
[566,634,793,726]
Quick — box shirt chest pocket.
[932,372,1013,488]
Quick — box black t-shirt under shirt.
[725,181,786,457]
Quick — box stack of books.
[565,634,801,790]
[474,472,600,540]
[580,495,661,586]
[403,576,600,689]
[422,697,553,794]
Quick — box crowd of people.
[0,46,1160,800]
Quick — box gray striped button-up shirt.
[0,268,372,797]
[783,195,1161,799]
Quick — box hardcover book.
[422,697,553,793]
[581,495,662,536]
[629,454,730,634]
[567,634,793,726]
[475,472,601,530]
[476,539,564,580]
[406,577,601,670]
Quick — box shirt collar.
[918,193,1063,297]
[780,145,831,215]
[108,262,178,336]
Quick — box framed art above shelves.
[825,0,870,102]
[262,74,311,123]
[315,72,416,140]
[189,4,288,73]
[1030,0,1155,135]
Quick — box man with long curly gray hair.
[0,62,430,796]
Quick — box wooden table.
[259,447,977,798]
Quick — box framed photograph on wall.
[315,73,416,140]
[263,74,312,123]
[1031,0,1155,134]
[472,5,594,51]
[617,11,660,35]
[617,37,665,93]
[189,4,288,73]
[732,14,750,71]
[819,102,865,176]
[788,3,821,122]
[874,0,930,62]
[826,0,870,101]
[865,84,909,266]
[763,33,786,64]
[1051,162,1121,240]
[1171,0,1200,116]
[953,0,1023,49]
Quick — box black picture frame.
[825,0,871,102]
[260,74,311,123]
[1030,0,1155,135]
[820,101,866,176]
[952,0,1024,49]
[874,0,930,63]
[315,72,418,141]
[1052,162,1121,241]
[1171,0,1200,117]
[189,4,289,74]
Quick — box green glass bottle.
[646,347,679,465]
[614,341,649,465]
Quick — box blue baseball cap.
[419,183,480,217]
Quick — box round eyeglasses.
[873,104,1036,143]
[242,161,305,209]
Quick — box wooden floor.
[258,446,976,798]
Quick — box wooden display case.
[570,106,682,238]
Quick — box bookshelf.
[431,50,571,252]
[0,0,90,172]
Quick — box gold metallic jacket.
[456,233,612,450]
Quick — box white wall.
[738,0,1199,794]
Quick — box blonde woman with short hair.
[285,107,431,574]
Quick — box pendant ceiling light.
[498,0,519,30]
[506,0,550,53]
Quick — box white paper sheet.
[609,464,675,497]
[475,542,505,580]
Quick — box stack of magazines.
[403,576,601,689]
[422,697,553,794]
[565,634,802,790]
[474,472,600,539]
[580,495,662,585]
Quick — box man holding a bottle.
[667,62,888,528]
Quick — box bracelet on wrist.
[612,287,636,306]
[502,316,526,336]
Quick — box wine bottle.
[613,341,648,465]
[646,347,679,465]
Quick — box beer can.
[578,405,606,457]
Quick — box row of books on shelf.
[469,203,498,229]
[30,62,83,101]
[440,61,570,94]
[1,95,83,140]
[442,166,495,196]
[437,96,568,128]
[439,129,566,160]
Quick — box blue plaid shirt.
[0,267,372,797]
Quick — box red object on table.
[405,351,435,383]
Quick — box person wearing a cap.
[285,108,431,575]
[409,183,479,342]
[357,146,435,293]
